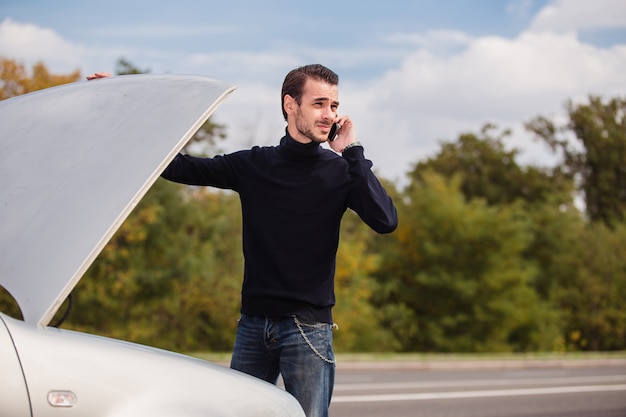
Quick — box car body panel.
[0,75,306,416]
[1,313,304,417]
[0,316,31,417]
[0,74,235,327]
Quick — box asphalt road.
[329,359,626,417]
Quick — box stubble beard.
[295,109,326,144]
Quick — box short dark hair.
[281,64,339,121]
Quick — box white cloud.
[0,18,127,74]
[338,26,626,183]
[0,18,84,72]
[214,82,285,149]
[530,0,626,32]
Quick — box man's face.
[288,78,339,144]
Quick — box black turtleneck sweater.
[161,132,397,323]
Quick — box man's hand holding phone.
[328,123,340,141]
[327,115,358,153]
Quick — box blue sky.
[2,0,625,183]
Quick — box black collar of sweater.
[277,129,324,160]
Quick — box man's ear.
[284,94,296,116]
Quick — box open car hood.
[0,74,236,327]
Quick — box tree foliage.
[527,96,626,228]
[71,181,244,351]
[375,172,541,352]
[550,221,626,351]
[409,123,573,207]
[0,57,80,99]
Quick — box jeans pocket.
[293,316,335,364]
[294,315,326,328]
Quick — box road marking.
[331,384,626,403]
[334,375,626,391]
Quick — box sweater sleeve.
[343,145,398,234]
[160,153,239,190]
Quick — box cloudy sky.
[1,0,625,184]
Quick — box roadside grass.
[188,351,626,365]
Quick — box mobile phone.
[328,123,340,141]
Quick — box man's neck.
[286,125,313,144]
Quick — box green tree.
[402,125,579,351]
[69,180,244,351]
[333,210,398,352]
[550,221,626,351]
[376,171,538,352]
[513,202,582,351]
[409,124,573,207]
[527,96,626,227]
[0,57,80,99]
[115,57,151,75]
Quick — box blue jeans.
[230,314,335,417]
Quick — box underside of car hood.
[0,74,236,327]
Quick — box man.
[89,64,397,417]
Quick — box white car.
[0,74,305,417]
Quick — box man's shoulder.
[222,144,280,167]
[226,144,276,157]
